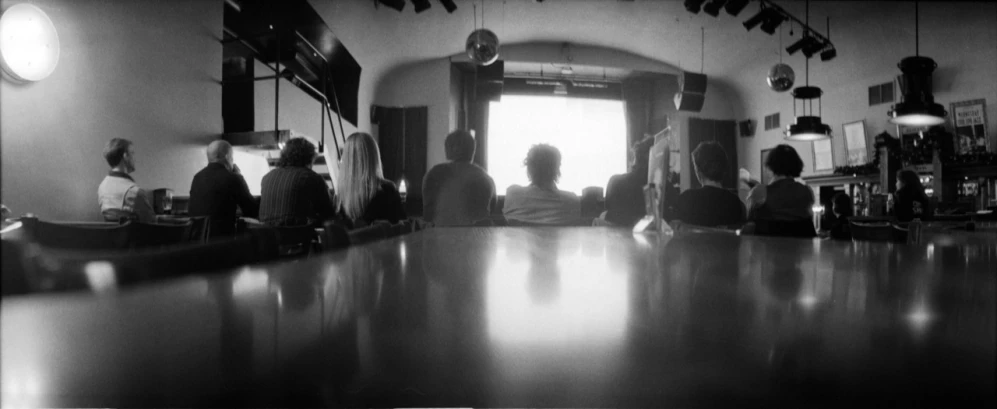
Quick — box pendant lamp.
[888,1,946,126]
[785,0,830,141]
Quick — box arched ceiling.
[309,0,927,84]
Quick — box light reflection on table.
[1,227,994,407]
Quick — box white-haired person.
[334,132,406,228]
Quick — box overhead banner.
[502,77,622,100]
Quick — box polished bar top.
[2,228,995,407]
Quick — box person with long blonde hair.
[335,132,405,227]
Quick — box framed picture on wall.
[842,120,868,165]
[950,99,989,153]
[760,148,772,186]
[812,139,834,173]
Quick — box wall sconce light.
[0,3,60,82]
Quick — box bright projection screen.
[487,95,628,196]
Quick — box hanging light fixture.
[785,0,830,141]
[888,1,946,126]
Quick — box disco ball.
[465,29,500,66]
[767,63,795,92]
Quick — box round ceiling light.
[0,3,60,82]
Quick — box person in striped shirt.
[258,138,336,226]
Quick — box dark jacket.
[422,161,496,226]
[604,171,647,227]
[895,188,932,222]
[339,180,407,228]
[259,166,336,227]
[189,162,258,236]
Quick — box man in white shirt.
[97,138,156,222]
[502,144,581,225]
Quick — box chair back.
[20,217,132,250]
[128,221,192,248]
[322,221,350,251]
[157,215,211,243]
[751,219,818,238]
[850,221,899,242]
[347,223,390,245]
[23,233,274,293]
[581,186,605,219]
[247,224,317,258]
[1,239,32,296]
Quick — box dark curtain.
[376,106,428,215]
[622,79,652,149]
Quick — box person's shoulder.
[379,179,398,192]
[558,189,579,201]
[505,184,527,197]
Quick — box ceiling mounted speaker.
[678,71,708,94]
[411,0,431,13]
[377,0,405,11]
[674,92,705,112]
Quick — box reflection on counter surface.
[2,228,995,407]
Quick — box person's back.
[423,161,495,226]
[503,184,580,225]
[259,139,335,226]
[603,136,653,227]
[189,141,259,236]
[97,138,155,223]
[671,141,746,227]
[98,172,155,223]
[674,186,746,227]
[894,170,932,222]
[747,179,814,222]
[335,132,406,228]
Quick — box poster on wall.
[843,120,868,165]
[812,139,834,173]
[950,99,989,153]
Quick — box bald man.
[189,140,258,237]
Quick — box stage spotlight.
[439,0,457,13]
[786,34,816,55]
[378,0,405,11]
[685,0,707,14]
[702,0,727,17]
[820,46,837,61]
[411,0,431,13]
[743,7,775,31]
[759,11,786,35]
[802,39,827,58]
[725,0,749,16]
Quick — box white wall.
[374,42,739,171]
[1,0,222,220]
[731,1,997,180]
[372,58,452,168]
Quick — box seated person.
[671,142,745,227]
[189,140,259,237]
[335,132,406,228]
[826,192,853,240]
[738,168,759,205]
[746,144,816,237]
[893,169,932,222]
[503,144,580,225]
[601,135,654,227]
[97,138,156,223]
[259,138,336,226]
[422,130,496,226]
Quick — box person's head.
[206,140,234,171]
[630,135,654,175]
[692,141,729,185]
[336,132,385,220]
[764,144,804,179]
[832,193,853,217]
[524,144,562,187]
[104,138,135,173]
[278,138,318,168]
[896,169,924,193]
[445,130,476,162]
